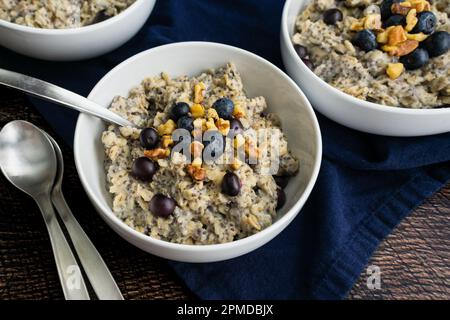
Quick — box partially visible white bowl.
[281,0,450,137]
[74,42,322,263]
[0,0,156,61]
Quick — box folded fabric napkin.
[1,0,449,299]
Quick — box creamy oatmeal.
[0,0,135,28]
[293,0,450,108]
[101,64,299,245]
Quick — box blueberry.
[91,10,109,24]
[323,8,343,25]
[228,119,244,137]
[400,48,429,70]
[273,175,290,189]
[177,116,194,132]
[131,157,157,181]
[203,132,225,159]
[139,128,159,149]
[302,58,314,70]
[170,102,190,121]
[221,172,241,196]
[213,98,234,120]
[294,45,308,59]
[352,29,378,52]
[383,14,405,28]
[423,31,450,58]
[149,194,176,218]
[276,188,286,210]
[380,0,404,19]
[411,11,436,35]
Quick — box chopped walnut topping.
[205,117,218,131]
[194,82,206,104]
[157,119,176,135]
[414,1,430,12]
[386,63,404,80]
[392,2,411,15]
[350,18,365,31]
[388,26,408,46]
[190,103,205,119]
[161,135,174,148]
[406,32,428,41]
[405,9,418,32]
[216,118,230,136]
[233,103,246,119]
[144,148,170,159]
[230,158,244,171]
[382,39,418,56]
[187,164,206,181]
[409,0,431,12]
[206,108,219,120]
[350,14,382,31]
[377,26,395,44]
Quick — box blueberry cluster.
[350,0,450,71]
[130,96,250,217]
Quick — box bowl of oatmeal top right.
[281,0,450,136]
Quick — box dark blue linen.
[1,0,449,299]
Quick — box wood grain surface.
[0,87,448,300]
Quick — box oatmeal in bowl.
[74,42,321,262]
[0,0,136,29]
[0,0,155,61]
[101,63,300,245]
[292,0,450,109]
[281,0,450,136]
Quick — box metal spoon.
[0,68,134,128]
[45,133,123,300]
[0,120,90,300]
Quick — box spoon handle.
[35,195,90,300]
[0,68,134,128]
[51,189,124,300]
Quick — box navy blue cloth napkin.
[1,0,449,299]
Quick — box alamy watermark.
[366,265,381,290]
[169,128,282,175]
[66,265,82,291]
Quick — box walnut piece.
[144,148,170,159]
[187,164,206,181]
[391,3,411,15]
[388,26,407,46]
[386,63,405,80]
[382,39,419,56]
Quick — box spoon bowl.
[0,120,57,196]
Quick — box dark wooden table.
[0,87,448,300]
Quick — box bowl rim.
[0,0,149,35]
[74,41,323,253]
[281,0,450,115]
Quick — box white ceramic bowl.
[0,0,156,61]
[281,0,450,137]
[74,42,322,263]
